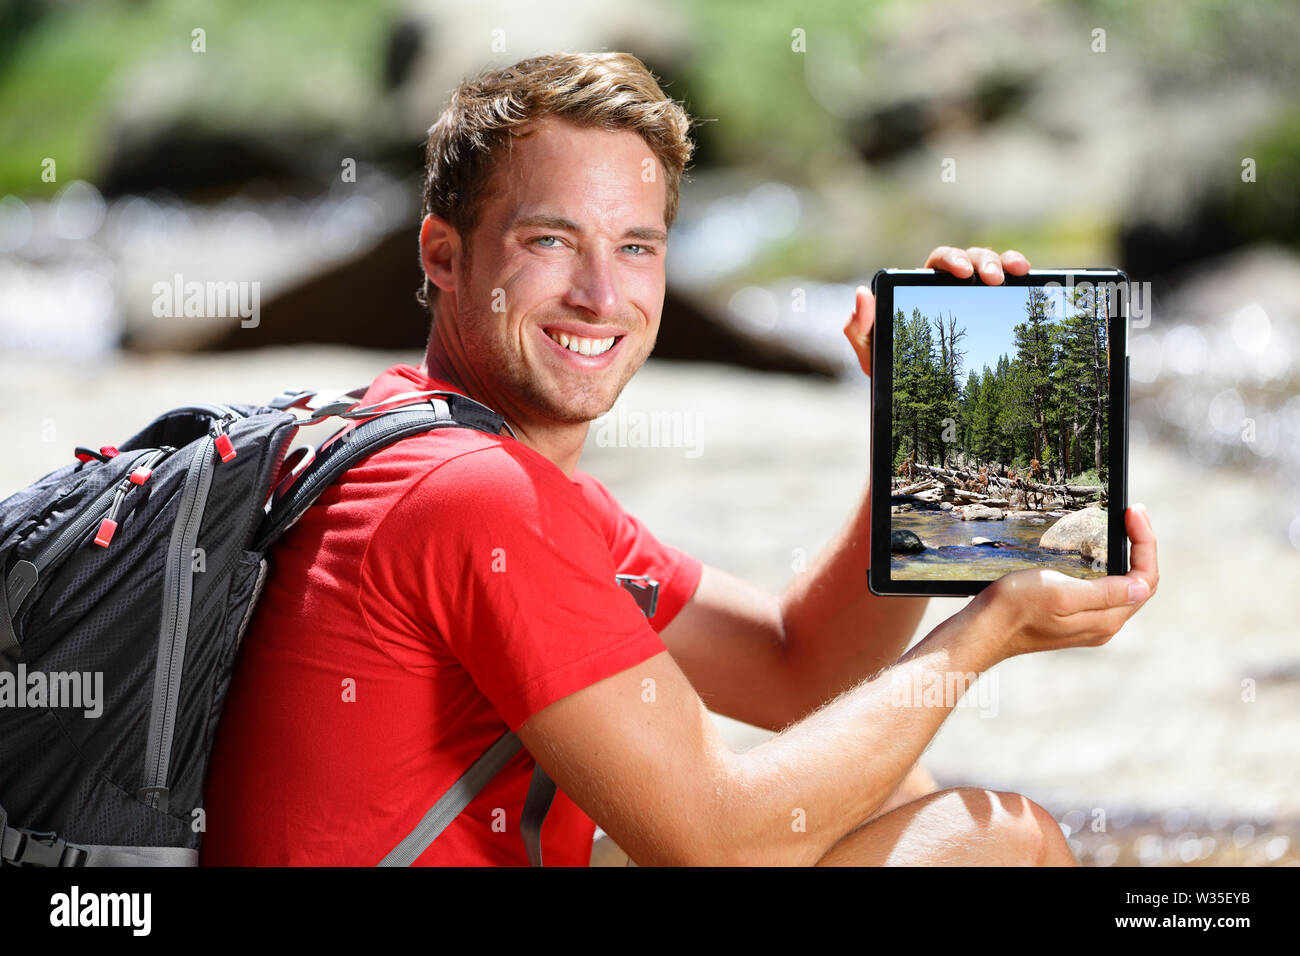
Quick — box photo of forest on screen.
[888,283,1115,582]
[892,284,1112,483]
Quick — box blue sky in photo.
[892,285,1072,386]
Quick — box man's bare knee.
[978,789,1074,866]
[926,787,1051,865]
[817,786,1075,866]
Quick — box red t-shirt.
[200,364,702,866]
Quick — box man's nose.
[564,248,621,319]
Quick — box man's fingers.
[844,285,874,341]
[924,246,973,277]
[965,247,1004,284]
[1051,567,1150,617]
[843,285,875,376]
[1045,504,1159,617]
[1126,504,1158,597]
[923,246,1031,281]
[998,501,1156,650]
[854,285,875,333]
[1001,250,1031,275]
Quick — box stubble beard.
[512,326,652,425]
[461,301,655,426]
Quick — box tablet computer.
[868,268,1130,597]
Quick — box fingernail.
[1127,580,1150,604]
[955,257,971,269]
[982,262,999,276]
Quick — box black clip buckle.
[616,575,660,618]
[11,830,87,867]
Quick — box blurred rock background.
[1,0,1297,865]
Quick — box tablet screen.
[872,271,1128,594]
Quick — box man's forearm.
[776,479,931,718]
[718,603,1001,865]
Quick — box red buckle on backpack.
[129,466,152,485]
[214,433,236,462]
[94,517,118,547]
[99,445,120,459]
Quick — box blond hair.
[417,52,695,309]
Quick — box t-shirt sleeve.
[358,444,671,731]
[571,471,703,633]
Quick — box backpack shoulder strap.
[375,733,557,867]
[377,731,522,866]
[520,763,557,866]
[252,390,508,552]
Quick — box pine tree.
[960,369,980,459]
[891,307,914,462]
[1010,289,1057,464]
[892,308,945,464]
[991,353,1021,465]
[1054,286,1102,482]
[912,309,945,462]
[977,362,1005,464]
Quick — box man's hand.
[843,246,1032,377]
[964,503,1159,660]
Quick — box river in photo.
[891,510,1106,581]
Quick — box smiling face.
[428,116,669,427]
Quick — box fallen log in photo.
[907,462,1102,502]
[895,479,940,496]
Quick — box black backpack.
[0,385,548,867]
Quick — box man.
[201,52,1159,866]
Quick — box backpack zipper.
[34,448,170,571]
[4,448,170,618]
[139,419,227,813]
[30,407,239,585]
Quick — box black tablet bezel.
[868,268,1129,597]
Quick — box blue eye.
[622,244,649,255]
[533,236,560,247]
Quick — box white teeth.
[546,330,617,356]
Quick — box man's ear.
[420,213,462,294]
